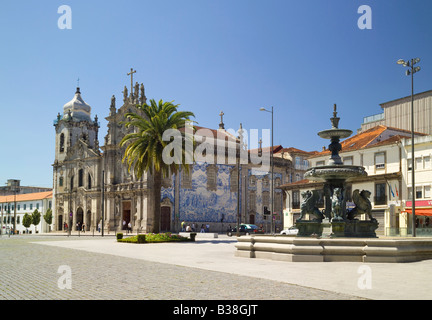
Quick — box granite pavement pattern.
[0,236,362,300]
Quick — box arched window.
[88,173,92,189]
[78,169,84,187]
[70,176,74,190]
[59,133,65,153]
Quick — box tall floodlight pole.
[397,58,421,237]
[260,106,274,234]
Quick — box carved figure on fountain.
[347,189,376,222]
[297,190,325,222]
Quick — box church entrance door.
[76,208,84,231]
[122,201,131,231]
[58,215,63,231]
[249,214,255,225]
[161,206,171,232]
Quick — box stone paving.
[0,235,363,300]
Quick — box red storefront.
[404,200,432,235]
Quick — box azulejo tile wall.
[161,162,284,226]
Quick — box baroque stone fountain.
[296,104,378,237]
[235,104,432,263]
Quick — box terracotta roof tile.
[0,191,52,204]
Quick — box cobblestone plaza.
[0,235,361,301]
[1,234,432,304]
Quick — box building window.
[425,186,431,198]
[416,186,423,199]
[292,190,300,209]
[343,156,353,165]
[78,169,84,187]
[408,159,412,171]
[59,176,64,187]
[24,204,26,210]
[88,174,92,189]
[70,176,74,190]
[424,156,431,169]
[262,191,269,207]
[17,204,20,211]
[181,168,192,189]
[248,190,256,212]
[30,204,33,210]
[206,165,217,191]
[375,183,386,205]
[415,157,422,170]
[375,152,385,170]
[60,133,65,153]
[230,168,238,192]
[36,203,39,210]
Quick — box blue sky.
[0,0,431,188]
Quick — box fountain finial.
[330,103,340,129]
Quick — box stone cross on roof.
[219,111,225,129]
[127,68,137,97]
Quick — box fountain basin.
[318,128,352,139]
[305,165,367,182]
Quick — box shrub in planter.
[116,233,123,240]
[137,234,146,243]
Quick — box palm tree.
[120,99,195,233]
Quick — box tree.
[32,209,41,233]
[22,213,32,233]
[120,99,195,233]
[44,208,53,232]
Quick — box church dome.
[63,87,92,121]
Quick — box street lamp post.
[397,58,421,237]
[260,106,274,234]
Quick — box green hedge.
[117,232,190,244]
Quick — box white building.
[401,135,432,236]
[0,191,53,234]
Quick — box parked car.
[280,226,299,235]
[227,224,265,236]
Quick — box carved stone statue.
[140,83,146,105]
[134,82,139,102]
[347,189,375,221]
[123,86,128,103]
[331,188,343,221]
[110,95,116,116]
[297,190,325,222]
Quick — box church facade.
[52,77,298,234]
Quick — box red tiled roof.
[308,125,425,158]
[0,191,52,204]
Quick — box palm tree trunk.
[151,170,162,234]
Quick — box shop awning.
[403,209,432,216]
